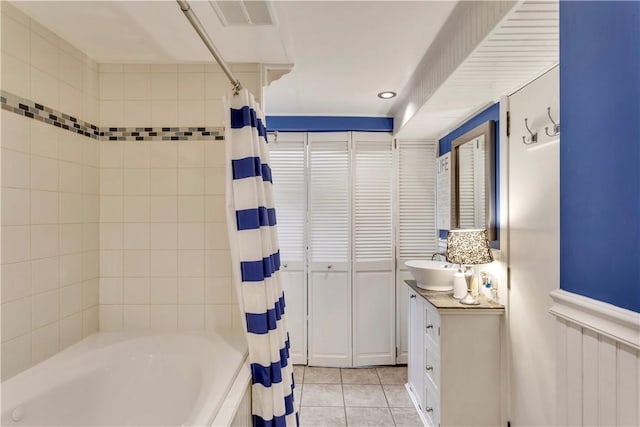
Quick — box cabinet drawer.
[424,336,440,390]
[424,374,441,427]
[424,303,440,345]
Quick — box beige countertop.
[405,280,505,312]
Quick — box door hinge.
[395,347,398,358]
[507,267,511,290]
[506,111,511,137]
[438,327,440,336]
[394,139,397,149]
[507,421,511,427]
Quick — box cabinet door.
[407,289,424,409]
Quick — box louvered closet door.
[269,132,307,364]
[395,140,437,363]
[308,132,352,367]
[352,132,395,366]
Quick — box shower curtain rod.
[176,0,242,94]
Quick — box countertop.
[405,280,505,312]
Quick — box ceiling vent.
[209,1,276,26]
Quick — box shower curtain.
[224,89,298,427]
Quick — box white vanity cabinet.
[406,281,504,427]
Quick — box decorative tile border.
[1,90,225,142]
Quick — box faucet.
[431,252,446,261]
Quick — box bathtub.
[1,331,251,426]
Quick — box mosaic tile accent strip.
[1,90,225,142]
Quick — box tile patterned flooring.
[293,366,422,426]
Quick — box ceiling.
[11,0,559,140]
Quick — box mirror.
[451,120,496,241]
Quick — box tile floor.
[293,366,423,426]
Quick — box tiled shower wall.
[1,1,262,379]
[96,64,260,332]
[1,2,100,379]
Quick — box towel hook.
[545,107,560,137]
[522,118,538,145]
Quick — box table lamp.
[445,229,494,305]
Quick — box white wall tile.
[30,190,58,224]
[58,133,84,165]
[205,250,232,277]
[31,321,59,364]
[149,169,177,195]
[59,193,83,223]
[205,195,226,222]
[151,64,177,73]
[2,225,31,264]
[100,168,123,195]
[2,187,30,225]
[59,223,83,254]
[82,251,99,281]
[205,167,225,195]
[178,305,204,330]
[151,100,178,128]
[59,83,83,120]
[149,223,177,250]
[124,278,149,304]
[123,169,149,195]
[2,149,30,189]
[59,51,84,91]
[150,277,178,304]
[205,142,225,167]
[205,100,225,127]
[100,143,123,168]
[149,196,177,222]
[30,224,59,259]
[99,278,123,304]
[30,155,58,191]
[178,73,205,100]
[30,120,57,159]
[31,256,59,294]
[151,72,177,100]
[123,196,149,222]
[123,223,149,250]
[124,305,150,329]
[99,196,123,222]
[1,297,31,340]
[32,289,59,329]
[31,68,59,110]
[205,222,229,250]
[124,100,152,127]
[149,305,177,330]
[29,18,59,47]
[123,64,150,73]
[178,141,206,167]
[1,261,31,303]
[59,312,82,349]
[123,143,150,169]
[59,161,83,193]
[99,305,123,331]
[59,253,82,286]
[99,72,124,100]
[59,283,82,317]
[82,306,98,336]
[123,250,149,278]
[205,73,228,99]
[149,250,178,277]
[178,250,204,277]
[179,64,205,73]
[178,277,204,304]
[149,142,177,168]
[99,100,124,127]
[2,111,30,154]
[30,32,58,77]
[178,195,205,222]
[2,13,30,62]
[82,166,100,194]
[100,251,123,277]
[177,100,205,127]
[98,63,123,73]
[1,333,31,381]
[124,72,151,100]
[178,222,205,250]
[205,305,232,330]
[1,54,30,98]
[82,278,99,309]
[100,223,123,250]
[205,277,232,305]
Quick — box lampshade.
[446,229,494,265]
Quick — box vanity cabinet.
[406,281,504,427]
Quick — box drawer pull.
[425,324,434,329]
[410,294,417,299]
[425,365,433,371]
[426,406,433,413]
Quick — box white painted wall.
[507,65,560,426]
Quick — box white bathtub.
[1,331,251,427]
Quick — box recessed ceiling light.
[377,91,397,99]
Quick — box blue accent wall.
[560,1,640,312]
[438,103,501,245]
[266,116,393,132]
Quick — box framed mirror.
[450,120,497,241]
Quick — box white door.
[269,132,307,364]
[395,140,438,363]
[307,132,352,367]
[352,132,395,366]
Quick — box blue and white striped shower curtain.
[224,89,298,427]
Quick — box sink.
[405,260,456,291]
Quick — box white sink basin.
[405,260,456,291]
